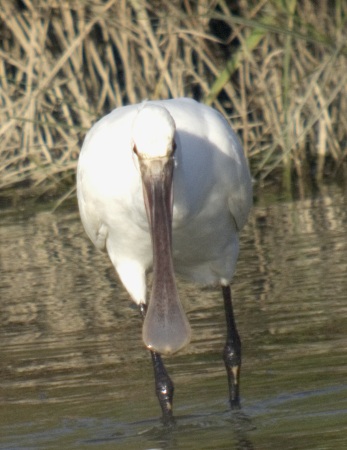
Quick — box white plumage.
[77,98,252,357]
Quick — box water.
[0,185,346,449]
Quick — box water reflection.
[0,185,346,449]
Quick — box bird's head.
[132,103,176,230]
[131,104,177,227]
[131,103,176,161]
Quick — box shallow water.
[0,185,346,449]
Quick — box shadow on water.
[0,183,346,449]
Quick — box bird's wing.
[77,165,108,252]
[162,98,253,231]
[225,130,253,231]
[202,103,253,231]
[76,104,140,251]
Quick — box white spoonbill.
[77,98,252,423]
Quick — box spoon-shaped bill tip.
[142,299,191,355]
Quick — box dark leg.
[222,285,241,408]
[150,350,175,424]
[140,304,175,424]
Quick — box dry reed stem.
[0,0,346,199]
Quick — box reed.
[0,0,346,201]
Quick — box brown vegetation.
[0,0,346,202]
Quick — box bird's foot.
[223,341,241,408]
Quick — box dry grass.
[0,0,346,201]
